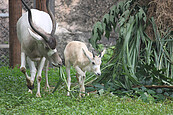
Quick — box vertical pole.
[36,0,47,12]
[9,0,22,68]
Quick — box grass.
[0,66,173,115]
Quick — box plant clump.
[89,0,173,101]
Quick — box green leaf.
[119,17,126,26]
[138,7,147,23]
[110,10,116,28]
[123,16,134,49]
[95,22,103,34]
[94,83,104,90]
[147,89,156,95]
[98,89,104,96]
[89,22,103,49]
[103,14,110,24]
[121,9,130,19]
[156,89,163,94]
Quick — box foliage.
[0,66,173,114]
[89,0,173,91]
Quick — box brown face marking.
[92,56,101,65]
[47,35,56,49]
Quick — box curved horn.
[21,0,48,42]
[99,48,106,58]
[92,51,95,58]
[46,0,56,35]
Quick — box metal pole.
[9,0,22,68]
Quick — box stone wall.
[55,0,117,32]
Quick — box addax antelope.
[64,41,106,97]
[17,0,62,97]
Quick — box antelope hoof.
[81,93,85,97]
[44,86,50,90]
[67,92,70,96]
[27,83,34,90]
[26,78,34,90]
[79,92,85,98]
[28,89,33,94]
[20,67,26,74]
[36,93,41,97]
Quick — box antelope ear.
[28,28,43,41]
[99,48,106,58]
[82,48,92,62]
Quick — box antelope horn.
[92,51,95,58]
[46,0,56,35]
[21,0,49,42]
[99,48,106,58]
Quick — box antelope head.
[82,48,106,76]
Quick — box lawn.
[0,66,172,115]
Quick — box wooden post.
[36,0,47,12]
[9,0,22,68]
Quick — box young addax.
[64,41,106,97]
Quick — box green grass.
[0,66,173,115]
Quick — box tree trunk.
[36,0,47,12]
[9,0,22,68]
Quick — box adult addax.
[17,0,62,97]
